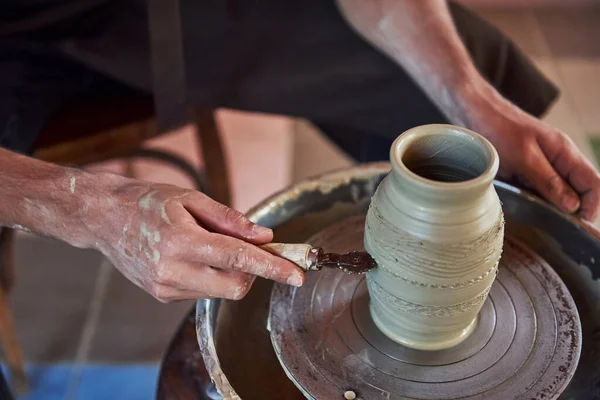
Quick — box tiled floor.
[6,4,600,399]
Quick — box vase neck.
[389,124,498,207]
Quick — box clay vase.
[364,124,504,351]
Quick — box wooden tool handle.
[259,243,314,271]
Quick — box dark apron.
[2,0,558,161]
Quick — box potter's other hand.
[467,90,600,222]
[93,176,304,302]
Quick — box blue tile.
[5,364,72,400]
[3,364,159,400]
[75,364,159,400]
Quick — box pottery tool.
[267,216,581,400]
[260,243,376,274]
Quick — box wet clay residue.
[510,241,581,399]
[318,250,377,274]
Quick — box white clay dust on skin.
[69,175,76,194]
[344,390,357,400]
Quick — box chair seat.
[34,93,155,150]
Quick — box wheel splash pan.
[196,163,600,400]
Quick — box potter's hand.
[93,176,304,302]
[467,90,600,221]
[0,149,303,302]
[333,0,600,221]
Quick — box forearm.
[335,0,500,127]
[0,148,109,248]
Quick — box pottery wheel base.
[268,216,582,400]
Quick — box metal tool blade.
[316,251,377,274]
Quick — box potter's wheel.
[268,216,582,400]
[194,166,600,400]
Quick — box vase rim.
[390,124,499,193]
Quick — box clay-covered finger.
[536,130,598,219]
[149,263,256,301]
[557,153,600,221]
[190,232,305,287]
[148,285,212,303]
[182,193,272,243]
[523,147,580,214]
[570,176,600,222]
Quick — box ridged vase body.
[364,124,504,350]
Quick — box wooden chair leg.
[0,283,27,395]
[0,229,27,394]
[194,110,232,207]
[0,229,15,292]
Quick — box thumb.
[523,148,580,214]
[184,195,273,244]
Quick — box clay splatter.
[140,221,161,264]
[344,390,357,400]
[138,190,171,224]
[69,175,76,194]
